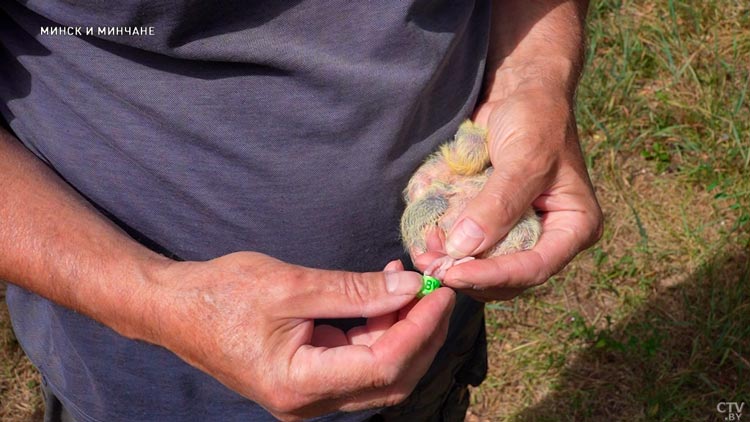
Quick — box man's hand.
[414,0,602,301]
[414,87,601,301]
[0,128,454,421]
[150,255,454,420]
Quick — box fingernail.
[385,271,423,295]
[383,259,400,272]
[446,218,485,258]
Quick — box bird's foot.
[424,256,475,280]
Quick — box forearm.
[0,127,169,341]
[486,0,589,101]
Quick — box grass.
[2,0,750,421]
[469,0,750,420]
[0,284,42,420]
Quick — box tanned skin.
[0,1,601,420]
[414,0,603,302]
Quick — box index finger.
[282,267,423,319]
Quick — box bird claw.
[424,256,475,280]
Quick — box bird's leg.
[424,255,475,280]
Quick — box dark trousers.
[43,305,487,422]
[41,382,75,422]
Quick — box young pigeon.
[400,120,542,279]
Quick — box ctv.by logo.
[717,402,745,421]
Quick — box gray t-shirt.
[1,1,490,420]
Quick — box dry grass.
[470,0,750,420]
[1,0,749,421]
[0,283,42,421]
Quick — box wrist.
[483,56,578,104]
[97,251,176,344]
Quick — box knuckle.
[591,219,604,245]
[362,363,405,396]
[370,362,400,391]
[530,255,556,287]
[256,372,313,417]
[591,208,605,244]
[264,393,306,419]
[523,153,557,181]
[484,188,516,223]
[579,201,605,249]
[533,269,553,287]
[341,272,371,317]
[365,371,413,408]
[381,391,410,408]
[260,265,304,304]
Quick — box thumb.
[445,162,550,259]
[291,266,424,319]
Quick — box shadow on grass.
[514,248,750,422]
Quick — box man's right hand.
[146,254,454,421]
[0,128,453,422]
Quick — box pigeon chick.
[400,120,542,279]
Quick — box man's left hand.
[414,86,603,301]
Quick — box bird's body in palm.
[401,121,542,279]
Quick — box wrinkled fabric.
[0,1,490,420]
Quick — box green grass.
[3,1,750,421]
[470,0,750,420]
